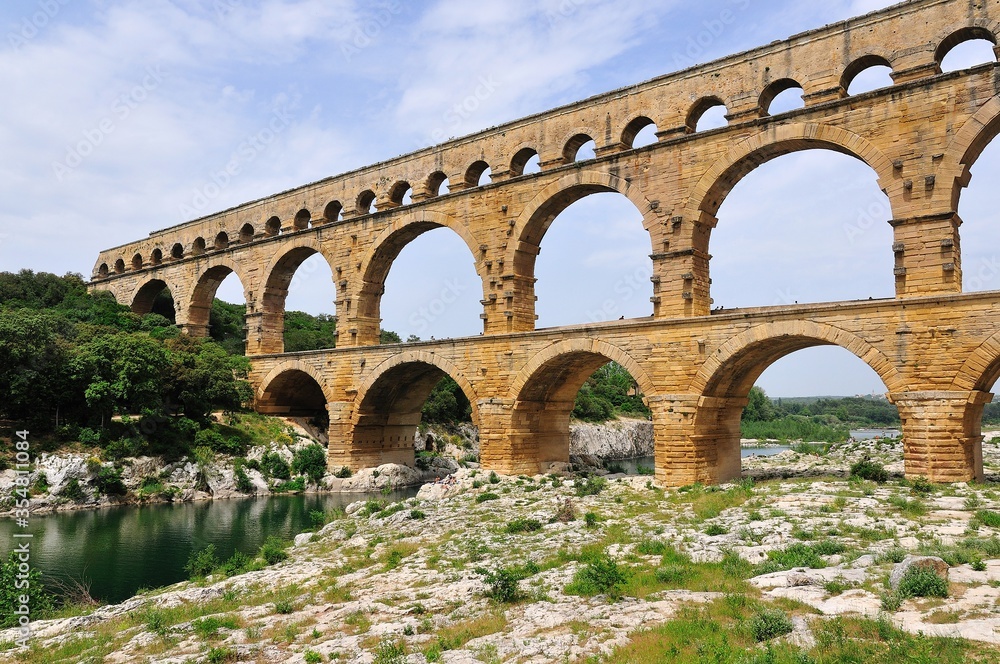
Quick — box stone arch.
[351,350,480,467]
[935,24,999,67]
[257,361,335,415]
[186,257,251,339]
[840,54,894,94]
[619,114,658,148]
[687,320,902,484]
[682,123,896,226]
[952,329,1000,393]
[353,209,486,345]
[130,275,183,320]
[259,236,333,354]
[686,96,728,133]
[943,96,1000,211]
[464,160,492,187]
[505,338,655,474]
[759,78,804,116]
[509,146,540,177]
[560,129,598,163]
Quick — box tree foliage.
[572,362,650,422]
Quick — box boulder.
[341,464,423,492]
[889,555,949,590]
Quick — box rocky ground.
[7,435,1000,662]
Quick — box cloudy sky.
[2,0,998,397]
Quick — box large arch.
[504,338,655,474]
[507,170,664,331]
[130,277,179,316]
[256,362,333,428]
[350,350,480,467]
[688,320,902,483]
[259,237,333,354]
[944,96,1000,212]
[352,210,486,345]
[186,258,250,342]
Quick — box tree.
[743,386,777,422]
[380,329,402,344]
[422,376,472,423]
[0,311,76,428]
[0,551,54,628]
[164,336,252,421]
[72,333,171,424]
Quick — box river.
[0,490,416,604]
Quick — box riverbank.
[7,438,1000,662]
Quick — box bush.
[756,543,826,574]
[0,551,54,628]
[233,460,254,494]
[704,524,728,536]
[850,457,888,483]
[259,536,289,565]
[897,566,948,599]
[185,545,220,579]
[291,444,327,483]
[475,566,521,603]
[505,518,543,534]
[976,509,1000,528]
[94,464,127,496]
[584,512,599,528]
[60,477,86,501]
[910,476,934,494]
[748,607,794,642]
[575,475,607,497]
[476,492,499,503]
[335,466,352,478]
[220,550,254,576]
[565,554,627,600]
[488,471,500,484]
[409,509,426,520]
[373,637,407,664]
[261,451,291,480]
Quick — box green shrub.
[910,476,934,494]
[488,471,500,484]
[897,566,948,598]
[60,477,86,501]
[654,564,692,586]
[304,651,323,664]
[756,543,826,574]
[475,566,521,603]
[206,647,237,664]
[258,536,289,565]
[273,599,294,614]
[292,444,327,483]
[575,475,607,497]
[220,550,254,576]
[335,466,352,478]
[565,554,628,600]
[704,524,728,536]
[748,607,794,642]
[0,551,54,628]
[811,540,846,556]
[975,509,1000,528]
[476,492,499,503]
[185,545,220,579]
[94,464,127,496]
[261,451,291,480]
[233,460,254,494]
[636,539,668,555]
[850,457,888,483]
[409,509,426,520]
[584,512,599,528]
[273,477,306,493]
[505,518,543,534]
[373,637,407,664]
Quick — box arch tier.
[91,1,1000,484]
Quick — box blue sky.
[1,0,998,397]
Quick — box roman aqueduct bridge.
[92,0,1000,485]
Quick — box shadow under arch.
[256,363,333,440]
[130,276,181,316]
[687,320,903,484]
[353,210,486,346]
[507,170,663,330]
[259,236,333,354]
[350,350,480,468]
[502,338,656,475]
[186,257,251,340]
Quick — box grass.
[423,612,507,662]
[602,598,997,663]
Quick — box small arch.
[131,278,176,319]
[759,78,804,116]
[114,258,126,274]
[257,365,330,431]
[465,160,491,187]
[621,116,658,148]
[686,97,728,133]
[192,237,207,256]
[510,147,540,177]
[563,133,596,163]
[131,253,143,271]
[388,181,413,206]
[214,232,229,250]
[293,209,311,230]
[357,189,377,215]
[150,248,163,266]
[936,26,998,72]
[323,200,344,223]
[841,54,894,95]
[265,216,281,236]
[426,171,450,197]
[239,223,254,243]
[170,243,184,260]
[97,263,109,278]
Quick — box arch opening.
[354,361,476,467]
[294,209,311,231]
[687,97,728,133]
[239,223,254,243]
[622,117,658,149]
[696,335,894,484]
[465,161,491,187]
[265,216,281,236]
[937,27,998,72]
[114,258,125,274]
[97,263,109,278]
[131,279,176,324]
[368,225,484,343]
[262,246,337,354]
[564,133,596,163]
[510,148,541,177]
[258,368,329,433]
[214,232,229,250]
[709,148,893,308]
[170,243,184,260]
[521,188,652,328]
[760,79,804,116]
[323,201,344,223]
[192,237,206,256]
[958,129,1000,293]
[511,350,649,474]
[389,181,413,206]
[842,55,894,95]
[426,171,450,197]
[189,267,248,355]
[150,248,163,266]
[358,190,377,215]
[131,253,143,271]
